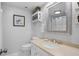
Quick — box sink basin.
[44,44,59,49]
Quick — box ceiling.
[1,2,47,11]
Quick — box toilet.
[20,43,31,56]
[5,43,31,56]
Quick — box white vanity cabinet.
[31,44,50,56]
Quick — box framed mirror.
[47,2,72,34]
[47,2,69,33]
[47,2,72,33]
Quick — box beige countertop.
[32,37,79,56]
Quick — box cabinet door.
[31,44,36,56]
[36,46,50,56]
[31,44,50,56]
[31,44,38,56]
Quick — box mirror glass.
[47,2,68,32]
[52,16,66,32]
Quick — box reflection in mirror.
[47,2,72,33]
[52,16,67,32]
[54,10,61,14]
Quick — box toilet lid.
[22,44,31,48]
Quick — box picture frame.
[77,15,79,22]
[13,14,25,27]
[77,2,79,7]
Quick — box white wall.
[32,22,44,37]
[2,6,32,54]
[0,2,3,49]
[0,2,1,8]
[32,3,50,38]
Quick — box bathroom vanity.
[31,37,79,56]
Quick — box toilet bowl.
[22,44,31,48]
[20,43,31,56]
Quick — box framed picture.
[77,15,79,22]
[77,2,79,7]
[13,14,25,27]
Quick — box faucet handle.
[53,40,56,43]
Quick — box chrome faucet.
[53,40,56,44]
[53,40,58,44]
